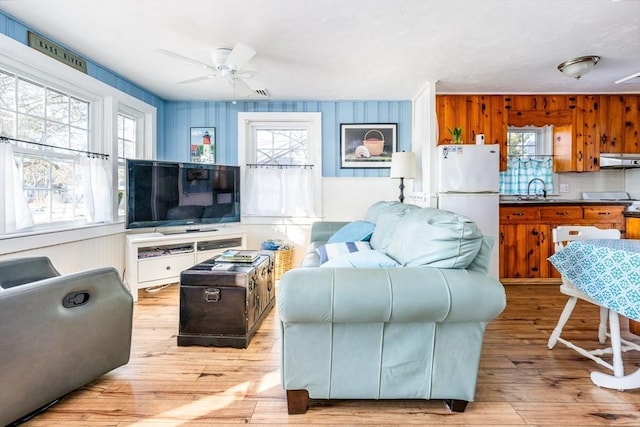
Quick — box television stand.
[125,228,247,302]
[161,227,219,235]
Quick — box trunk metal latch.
[203,288,221,303]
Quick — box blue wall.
[1,11,412,178]
[163,100,412,177]
[0,11,166,146]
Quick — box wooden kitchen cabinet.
[599,95,640,154]
[503,95,577,112]
[499,204,625,282]
[435,95,507,147]
[627,217,640,239]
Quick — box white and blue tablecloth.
[548,239,640,321]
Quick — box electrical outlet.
[560,184,570,193]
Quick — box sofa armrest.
[0,256,60,289]
[309,221,350,244]
[278,267,505,324]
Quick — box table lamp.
[389,151,416,203]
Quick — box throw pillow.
[386,208,483,268]
[321,249,399,268]
[316,241,372,265]
[327,220,375,243]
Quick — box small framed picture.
[190,127,215,163]
[341,123,397,168]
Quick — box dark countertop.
[500,198,634,207]
[625,212,640,219]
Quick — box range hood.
[599,153,640,169]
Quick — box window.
[254,127,309,165]
[500,126,554,195]
[238,112,322,220]
[0,39,155,239]
[1,70,94,230]
[117,112,137,218]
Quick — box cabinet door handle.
[555,211,569,216]
[512,212,525,216]
[598,212,611,215]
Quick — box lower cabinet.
[499,205,625,282]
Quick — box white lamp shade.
[557,55,600,79]
[389,151,417,178]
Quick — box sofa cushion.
[386,208,483,268]
[363,201,419,224]
[366,201,421,251]
[321,249,399,268]
[466,235,495,274]
[316,241,371,265]
[327,220,375,243]
[369,212,404,251]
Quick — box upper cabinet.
[436,94,640,173]
[436,95,506,144]
[599,95,640,154]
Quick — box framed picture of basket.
[340,123,397,168]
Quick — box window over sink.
[500,125,555,196]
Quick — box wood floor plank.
[17,283,640,426]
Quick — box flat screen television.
[126,159,241,230]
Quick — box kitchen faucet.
[527,178,547,199]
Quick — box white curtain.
[244,167,316,217]
[1,143,34,233]
[79,155,113,223]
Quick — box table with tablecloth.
[548,239,640,390]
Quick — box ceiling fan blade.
[225,42,256,70]
[176,74,216,84]
[231,77,270,98]
[231,77,257,96]
[156,48,216,71]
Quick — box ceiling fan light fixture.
[212,48,232,66]
[557,55,600,79]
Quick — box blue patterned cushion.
[327,220,375,243]
[316,241,372,265]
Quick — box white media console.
[125,228,247,302]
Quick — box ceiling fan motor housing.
[212,48,232,67]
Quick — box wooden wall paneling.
[623,95,640,153]
[468,95,483,143]
[488,96,508,170]
[574,96,599,172]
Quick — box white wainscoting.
[0,232,126,277]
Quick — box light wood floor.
[23,283,640,426]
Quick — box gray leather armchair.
[0,257,133,425]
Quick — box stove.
[582,192,639,213]
[627,201,640,213]
[581,191,632,201]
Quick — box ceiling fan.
[158,42,267,101]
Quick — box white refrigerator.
[436,144,500,278]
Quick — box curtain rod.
[0,135,109,159]
[246,163,314,169]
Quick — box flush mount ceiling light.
[557,55,600,79]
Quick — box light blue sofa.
[278,201,506,414]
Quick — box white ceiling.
[1,0,639,101]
